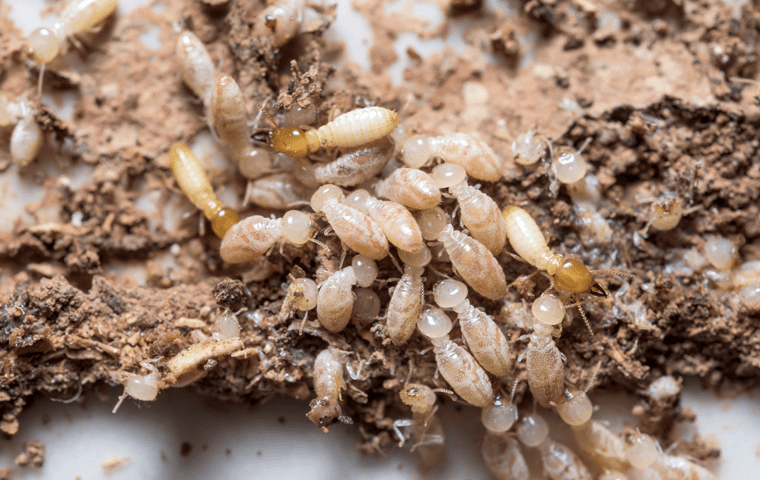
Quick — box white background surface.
[1,0,759,479]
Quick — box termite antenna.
[432,388,457,402]
[389,251,403,275]
[576,137,592,155]
[258,104,278,128]
[585,360,602,393]
[298,311,309,335]
[112,392,127,414]
[576,302,594,336]
[591,270,635,281]
[509,378,520,403]
[308,237,330,251]
[405,358,415,387]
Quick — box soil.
[2,0,760,475]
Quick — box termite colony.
[2,0,744,478]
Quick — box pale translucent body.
[416,206,447,241]
[165,337,244,387]
[438,224,507,301]
[346,189,424,254]
[597,471,628,480]
[512,130,546,166]
[435,280,511,376]
[398,244,432,267]
[556,390,592,426]
[212,310,241,340]
[482,434,529,480]
[306,107,399,152]
[176,30,215,105]
[220,210,314,263]
[503,205,563,274]
[449,180,507,255]
[311,185,389,260]
[532,292,566,326]
[704,235,736,270]
[10,112,43,167]
[553,146,588,184]
[294,140,393,187]
[430,335,494,407]
[650,197,683,231]
[740,283,760,305]
[374,167,441,210]
[307,347,347,430]
[26,27,60,64]
[526,323,564,407]
[253,0,304,47]
[517,412,549,447]
[400,384,437,414]
[122,370,159,401]
[245,173,314,209]
[238,149,275,180]
[387,265,425,344]
[481,400,518,433]
[646,376,681,402]
[429,133,502,182]
[317,267,357,332]
[401,134,432,168]
[538,439,593,480]
[626,433,659,469]
[572,420,628,471]
[209,73,259,174]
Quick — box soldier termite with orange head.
[306,346,351,432]
[401,132,502,182]
[170,143,240,239]
[310,184,389,260]
[386,246,432,345]
[431,163,507,256]
[416,306,494,407]
[373,167,442,211]
[317,255,379,333]
[263,106,399,159]
[433,279,511,376]
[25,0,118,66]
[294,139,394,188]
[502,204,632,334]
[345,189,424,254]
[415,206,507,301]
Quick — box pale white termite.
[386,246,431,345]
[373,167,441,211]
[481,394,528,480]
[519,315,564,408]
[566,174,613,246]
[345,189,424,254]
[416,206,507,301]
[532,291,566,327]
[176,29,215,109]
[416,306,494,407]
[25,0,118,65]
[219,210,317,264]
[393,383,446,472]
[512,129,548,166]
[10,109,44,167]
[552,144,589,185]
[401,133,502,182]
[278,277,318,324]
[209,73,274,180]
[517,412,592,480]
[294,139,394,188]
[626,432,718,480]
[306,346,349,432]
[317,255,379,333]
[253,0,305,47]
[244,172,315,209]
[310,184,389,260]
[433,279,511,376]
[268,106,399,159]
[431,163,507,255]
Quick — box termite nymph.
[169,143,240,239]
[262,106,399,159]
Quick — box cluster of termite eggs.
[9,1,729,478]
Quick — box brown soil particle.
[2,0,760,474]
[13,439,45,468]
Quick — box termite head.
[554,255,606,297]
[400,383,436,414]
[271,127,310,158]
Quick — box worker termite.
[502,204,631,334]
[317,255,379,333]
[253,0,305,47]
[277,276,318,325]
[625,432,718,480]
[306,346,351,432]
[243,172,315,209]
[294,139,394,188]
[310,185,389,260]
[433,279,511,376]
[416,206,507,301]
[373,167,441,211]
[481,393,528,480]
[25,0,118,65]
[521,319,564,408]
[517,411,593,480]
[431,163,507,255]
[209,73,274,180]
[345,189,424,254]
[512,129,549,166]
[265,106,399,159]
[416,306,494,407]
[393,381,446,472]
[401,132,502,182]
[169,143,240,239]
[386,246,431,345]
[175,29,216,109]
[552,142,590,185]
[10,108,44,167]
[219,209,318,264]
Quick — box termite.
[647,196,684,232]
[401,132,502,182]
[416,306,494,407]
[10,108,43,167]
[175,29,215,109]
[386,246,431,345]
[502,204,631,334]
[433,279,511,376]
[517,411,593,480]
[294,139,394,188]
[306,346,351,432]
[416,206,507,301]
[373,167,441,211]
[552,142,590,185]
[209,73,273,180]
[431,163,507,255]
[520,319,564,408]
[345,189,424,254]
[481,392,528,480]
[25,0,118,65]
[219,210,318,264]
[626,432,717,480]
[512,129,549,166]
[393,380,446,472]
[310,184,389,260]
[169,143,240,239]
[253,0,305,47]
[277,276,318,325]
[243,172,315,209]
[264,106,399,159]
[317,255,379,333]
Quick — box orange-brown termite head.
[553,255,607,297]
[271,126,310,158]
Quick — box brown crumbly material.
[1,0,760,468]
[14,439,45,468]
[101,456,131,470]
